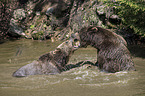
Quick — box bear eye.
[66,41,68,44]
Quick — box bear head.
[72,26,101,48]
[72,26,127,49]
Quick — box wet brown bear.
[75,26,135,73]
[13,40,78,77]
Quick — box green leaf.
[30,25,35,29]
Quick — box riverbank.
[1,0,145,44]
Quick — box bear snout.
[13,70,26,77]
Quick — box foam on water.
[8,64,137,90]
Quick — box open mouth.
[73,41,80,48]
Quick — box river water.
[0,39,145,96]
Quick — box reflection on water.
[0,39,145,96]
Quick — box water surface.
[0,39,145,96]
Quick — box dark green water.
[0,39,145,96]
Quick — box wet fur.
[78,26,135,73]
[13,40,76,77]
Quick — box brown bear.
[74,26,135,73]
[13,40,79,77]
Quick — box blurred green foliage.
[30,25,35,29]
[100,0,145,37]
[32,31,44,40]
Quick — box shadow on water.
[128,44,145,59]
[63,61,97,71]
[0,38,23,45]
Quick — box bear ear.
[87,27,98,32]
[91,27,98,31]
[87,27,98,35]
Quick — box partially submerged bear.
[13,40,79,77]
[74,26,135,73]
